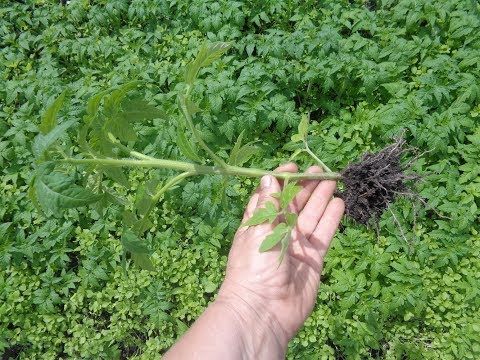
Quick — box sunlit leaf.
[243,202,280,226]
[259,223,289,252]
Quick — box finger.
[297,179,337,239]
[310,197,345,255]
[273,162,298,188]
[241,191,260,224]
[288,166,323,213]
[255,174,282,211]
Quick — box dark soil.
[338,136,421,225]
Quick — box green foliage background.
[1,0,479,358]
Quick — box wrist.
[215,283,289,359]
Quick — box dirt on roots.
[338,136,421,225]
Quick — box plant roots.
[338,136,421,225]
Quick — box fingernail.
[261,175,272,188]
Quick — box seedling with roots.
[30,42,421,269]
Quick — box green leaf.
[291,134,304,143]
[121,230,150,254]
[185,42,232,85]
[228,130,260,166]
[176,126,202,162]
[259,223,289,252]
[131,253,155,271]
[33,119,76,159]
[39,92,66,134]
[273,182,302,209]
[28,176,44,215]
[87,89,112,118]
[102,166,130,188]
[185,98,202,116]
[278,230,292,265]
[285,212,298,228]
[289,148,304,161]
[86,81,143,119]
[243,202,280,226]
[34,163,102,214]
[299,114,309,138]
[120,98,167,122]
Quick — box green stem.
[60,157,342,181]
[136,172,192,234]
[304,141,332,172]
[179,95,227,167]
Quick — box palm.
[222,164,344,340]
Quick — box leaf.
[243,202,280,226]
[176,126,202,162]
[34,163,102,214]
[87,89,112,118]
[259,223,289,252]
[285,212,298,228]
[131,252,155,271]
[298,113,309,139]
[185,98,202,115]
[33,119,76,159]
[273,182,302,209]
[101,166,130,188]
[228,130,260,166]
[121,98,167,122]
[278,230,292,265]
[185,42,232,85]
[121,230,150,254]
[28,176,45,215]
[86,81,143,118]
[39,91,66,134]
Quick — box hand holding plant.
[164,163,344,359]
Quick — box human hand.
[217,163,345,350]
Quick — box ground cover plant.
[1,0,480,359]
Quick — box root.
[338,135,421,225]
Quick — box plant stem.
[179,95,227,167]
[304,140,332,172]
[60,157,342,181]
[136,172,193,234]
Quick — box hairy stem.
[136,172,193,234]
[60,157,342,181]
[179,95,227,167]
[304,141,332,172]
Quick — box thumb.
[255,175,281,211]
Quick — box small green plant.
[29,42,414,269]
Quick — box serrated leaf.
[243,202,280,226]
[39,91,66,134]
[34,163,102,215]
[33,119,76,159]
[185,42,232,85]
[121,98,167,122]
[131,252,155,271]
[229,130,260,166]
[87,81,143,119]
[298,114,309,139]
[176,126,201,162]
[121,230,150,254]
[102,166,130,188]
[259,223,289,252]
[87,89,112,118]
[273,182,302,209]
[185,98,202,115]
